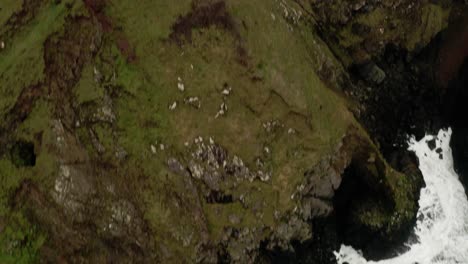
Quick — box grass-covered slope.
[0,0,441,262]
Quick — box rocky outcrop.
[308,0,451,65]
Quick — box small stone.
[229,214,241,225]
[115,147,128,159]
[0,41,4,49]
[150,145,157,154]
[367,153,376,163]
[215,102,228,118]
[177,82,185,92]
[233,156,244,167]
[353,1,366,10]
[274,210,280,220]
[426,139,436,150]
[258,171,271,182]
[93,67,103,83]
[184,96,201,109]
[169,101,177,110]
[255,158,264,168]
[358,61,386,84]
[160,144,165,150]
[189,162,204,179]
[221,88,231,95]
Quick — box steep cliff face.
[441,6,468,195]
[0,0,452,263]
[308,0,451,65]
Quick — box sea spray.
[335,129,468,264]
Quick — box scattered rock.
[184,96,201,109]
[169,101,177,110]
[215,102,228,118]
[229,214,241,225]
[177,77,185,92]
[358,61,386,84]
[150,144,157,154]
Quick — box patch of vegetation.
[0,107,58,215]
[0,211,46,264]
[0,0,23,28]
[0,159,24,215]
[74,64,105,104]
[0,1,71,117]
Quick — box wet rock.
[357,61,386,84]
[426,138,437,150]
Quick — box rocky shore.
[0,0,467,263]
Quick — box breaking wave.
[335,129,468,264]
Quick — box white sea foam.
[335,129,468,264]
